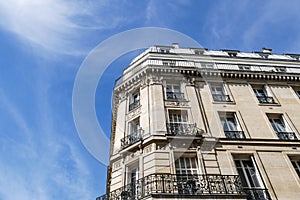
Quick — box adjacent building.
[97,44,300,200]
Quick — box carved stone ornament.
[165,101,189,107]
[127,106,141,121]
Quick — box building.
[97,44,300,200]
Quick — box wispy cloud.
[242,0,300,51]
[0,87,96,200]
[203,0,300,52]
[0,0,125,55]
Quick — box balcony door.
[124,166,139,199]
[234,157,270,200]
[167,110,196,136]
[175,156,199,194]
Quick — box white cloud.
[0,0,124,55]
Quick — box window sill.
[258,103,281,106]
[212,101,236,105]
[128,105,141,113]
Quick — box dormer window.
[238,65,251,71]
[274,67,286,72]
[162,60,176,66]
[159,48,170,53]
[201,63,214,69]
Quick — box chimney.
[172,43,179,48]
[262,47,272,54]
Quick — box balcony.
[212,94,231,102]
[129,101,140,111]
[225,131,245,139]
[243,188,271,200]
[97,173,243,200]
[257,96,275,104]
[166,92,185,100]
[166,123,199,136]
[120,132,142,149]
[276,132,298,140]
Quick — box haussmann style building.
[97,44,300,200]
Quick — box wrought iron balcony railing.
[225,131,245,139]
[120,132,142,149]
[166,92,185,100]
[243,188,271,200]
[97,173,243,200]
[257,96,275,104]
[276,132,298,140]
[166,123,199,136]
[212,94,231,102]
[129,100,140,111]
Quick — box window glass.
[234,157,264,189]
[291,160,300,178]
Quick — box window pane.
[292,161,300,178]
[175,157,198,175]
[234,158,264,189]
[169,110,188,123]
[254,89,265,97]
[227,117,237,131]
[269,115,287,133]
[211,85,225,95]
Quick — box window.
[167,110,196,136]
[162,60,176,66]
[159,48,170,53]
[175,157,199,175]
[239,65,251,71]
[129,91,140,111]
[234,156,270,200]
[210,83,231,102]
[169,110,188,123]
[219,112,244,139]
[291,160,300,178]
[124,165,139,199]
[121,118,141,149]
[274,66,286,72]
[201,62,214,69]
[128,118,140,137]
[268,114,297,140]
[175,156,199,195]
[166,83,184,100]
[295,90,300,99]
[253,85,275,104]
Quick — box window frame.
[234,156,265,189]
[267,113,297,140]
[165,82,185,100]
[291,160,300,178]
[175,156,200,175]
[129,90,140,111]
[219,112,245,139]
[252,85,276,104]
[168,110,188,123]
[128,117,140,136]
[209,83,231,102]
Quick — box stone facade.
[97,44,300,200]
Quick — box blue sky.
[1,0,300,199]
